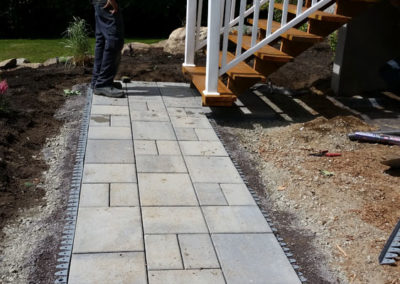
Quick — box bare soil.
[0,48,187,283]
[212,41,400,283]
[1,43,399,284]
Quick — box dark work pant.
[92,2,124,88]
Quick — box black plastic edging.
[54,88,92,284]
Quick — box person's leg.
[94,7,124,88]
[91,5,105,88]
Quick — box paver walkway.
[68,82,300,284]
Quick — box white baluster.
[195,0,203,50]
[222,0,233,67]
[296,0,303,16]
[230,0,236,21]
[312,0,317,6]
[184,0,197,66]
[281,0,289,26]
[205,0,222,95]
[266,0,275,36]
[251,0,261,47]
[236,0,247,56]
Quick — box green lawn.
[0,38,164,63]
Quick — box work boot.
[94,86,124,98]
[113,81,123,89]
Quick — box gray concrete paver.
[203,206,271,233]
[69,252,146,284]
[110,183,139,207]
[138,173,197,206]
[80,184,109,207]
[132,121,176,140]
[148,269,225,284]
[194,183,227,206]
[134,140,158,155]
[178,234,220,269]
[85,140,134,164]
[185,156,243,183]
[145,234,183,270]
[83,163,136,183]
[73,207,143,253]
[212,234,301,284]
[142,207,208,234]
[111,115,131,126]
[88,126,132,140]
[136,155,187,173]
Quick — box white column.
[183,0,197,67]
[204,0,221,96]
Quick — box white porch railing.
[184,0,334,95]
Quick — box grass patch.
[0,38,164,63]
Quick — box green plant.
[64,17,91,66]
[329,30,338,54]
[0,79,9,113]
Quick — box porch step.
[182,66,237,107]
[248,19,322,43]
[221,51,266,80]
[220,51,266,95]
[274,3,350,23]
[228,34,293,62]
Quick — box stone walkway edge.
[67,82,300,284]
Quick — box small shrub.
[64,17,91,66]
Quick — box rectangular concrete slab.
[130,101,148,111]
[171,116,212,129]
[195,128,219,141]
[83,164,137,183]
[142,207,208,234]
[138,173,198,206]
[88,127,132,140]
[145,234,183,270]
[92,95,128,106]
[80,184,109,207]
[132,121,176,140]
[156,140,181,155]
[203,206,271,233]
[91,105,129,116]
[131,110,170,122]
[212,234,301,284]
[110,183,139,207]
[179,141,228,156]
[111,115,131,127]
[73,207,143,253]
[90,115,110,127]
[147,101,167,111]
[194,183,227,206]
[85,140,134,164]
[175,128,198,141]
[178,234,219,269]
[136,155,187,173]
[220,183,256,206]
[134,140,158,155]
[185,156,243,183]
[148,269,225,284]
[69,252,146,284]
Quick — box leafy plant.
[329,30,338,54]
[0,79,9,113]
[64,17,91,66]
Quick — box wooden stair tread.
[229,34,293,62]
[182,66,236,106]
[220,52,265,80]
[248,19,323,43]
[274,3,350,23]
